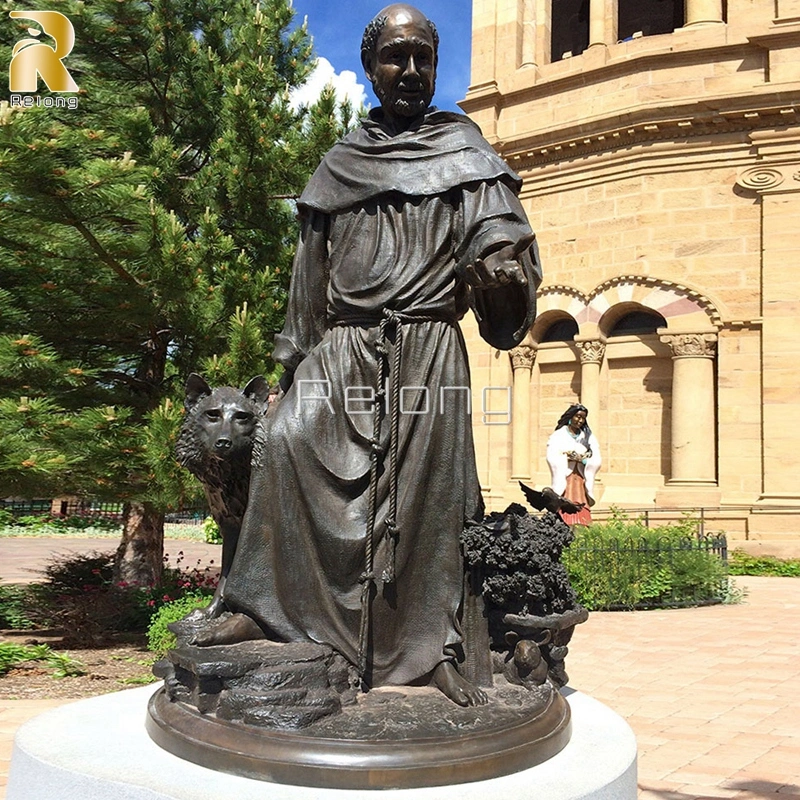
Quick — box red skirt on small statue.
[559,471,592,526]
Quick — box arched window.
[550,0,589,61]
[608,309,667,337]
[618,0,684,41]
[541,317,579,342]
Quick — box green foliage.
[728,550,800,577]
[203,516,222,545]
[147,593,211,657]
[40,550,115,594]
[46,649,87,678]
[563,510,729,610]
[3,513,120,532]
[0,642,85,678]
[0,0,358,518]
[25,549,218,644]
[0,586,36,629]
[199,302,280,389]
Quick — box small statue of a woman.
[545,404,601,525]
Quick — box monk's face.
[364,8,436,125]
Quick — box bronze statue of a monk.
[223,3,541,707]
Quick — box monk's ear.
[361,49,375,83]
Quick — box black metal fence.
[0,499,53,516]
[588,507,722,536]
[163,508,208,525]
[1,498,208,524]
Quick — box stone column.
[660,333,718,484]
[470,0,499,86]
[577,339,605,420]
[509,344,536,480]
[589,0,615,46]
[520,0,537,67]
[684,0,724,26]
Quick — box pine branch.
[56,200,141,287]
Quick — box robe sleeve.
[546,429,571,496]
[455,179,542,350]
[272,209,330,386]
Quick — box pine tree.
[0,0,356,584]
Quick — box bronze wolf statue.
[175,373,270,617]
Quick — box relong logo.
[9,10,78,93]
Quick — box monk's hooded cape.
[225,109,541,685]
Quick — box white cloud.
[290,57,368,111]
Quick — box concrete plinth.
[7,686,637,800]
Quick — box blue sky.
[290,0,473,114]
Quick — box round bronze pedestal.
[146,684,571,790]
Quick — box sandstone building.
[460,0,800,551]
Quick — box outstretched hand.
[462,233,535,290]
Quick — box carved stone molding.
[736,164,800,195]
[501,106,800,172]
[577,340,606,365]
[659,333,717,358]
[509,344,536,370]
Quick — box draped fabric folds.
[224,111,541,686]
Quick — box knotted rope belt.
[334,308,450,679]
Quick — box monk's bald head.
[361,5,439,68]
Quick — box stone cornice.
[463,33,745,112]
[749,22,800,47]
[499,104,799,172]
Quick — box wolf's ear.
[242,376,270,405]
[185,374,212,410]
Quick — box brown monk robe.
[223,4,541,706]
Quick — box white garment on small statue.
[546,425,602,505]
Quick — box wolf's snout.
[215,438,233,451]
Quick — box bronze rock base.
[146,679,571,790]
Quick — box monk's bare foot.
[193,613,265,646]
[433,660,488,707]
[201,594,225,619]
[201,577,227,619]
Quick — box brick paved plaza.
[1,539,798,798]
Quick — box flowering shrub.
[23,550,219,645]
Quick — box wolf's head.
[176,374,270,469]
